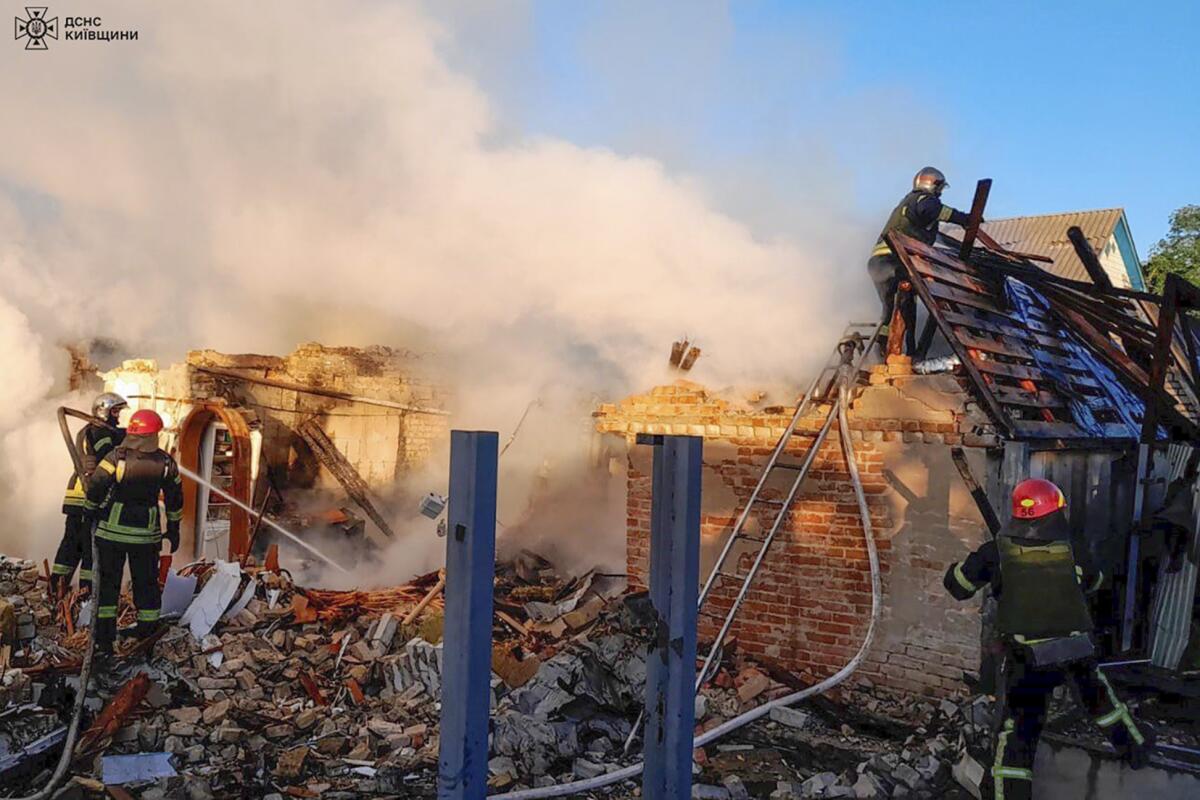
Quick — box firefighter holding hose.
[944,479,1152,800]
[49,392,127,601]
[84,408,183,662]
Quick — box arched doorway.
[177,403,253,561]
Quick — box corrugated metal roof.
[942,208,1125,283]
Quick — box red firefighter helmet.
[1012,478,1065,520]
[126,409,164,436]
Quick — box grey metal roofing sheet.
[942,208,1124,283]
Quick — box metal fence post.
[639,433,703,800]
[438,431,499,800]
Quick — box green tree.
[1145,205,1200,292]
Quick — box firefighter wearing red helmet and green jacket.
[84,408,183,660]
[944,478,1153,800]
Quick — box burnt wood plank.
[956,332,1034,360]
[974,228,1055,264]
[971,359,1046,382]
[928,280,1006,316]
[1042,285,1158,341]
[939,309,1069,351]
[897,236,981,274]
[991,385,1068,408]
[1063,374,1103,390]
[960,179,992,260]
[1012,420,1089,439]
[1055,306,1151,386]
[888,232,1013,434]
[1068,226,1115,291]
[1025,350,1089,374]
[911,258,993,294]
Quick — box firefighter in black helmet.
[869,167,970,353]
[945,479,1153,800]
[85,408,183,660]
[50,392,127,600]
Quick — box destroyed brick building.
[94,343,450,559]
[595,211,1200,701]
[7,208,1200,798]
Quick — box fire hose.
[490,382,883,800]
[12,408,114,800]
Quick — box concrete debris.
[1,550,632,797]
[952,751,987,800]
[722,774,750,800]
[735,668,770,703]
[851,772,885,798]
[5,542,1198,798]
[768,705,811,730]
[801,770,839,796]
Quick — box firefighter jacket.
[84,444,184,546]
[944,516,1103,641]
[61,423,125,515]
[871,190,971,257]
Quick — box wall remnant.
[595,369,1002,698]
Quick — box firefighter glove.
[166,522,180,553]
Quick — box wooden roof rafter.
[888,225,1200,444]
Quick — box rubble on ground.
[2,551,1197,798]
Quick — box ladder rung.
[774,462,805,471]
[756,498,788,507]
[698,609,725,620]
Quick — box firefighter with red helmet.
[84,409,183,661]
[869,167,971,353]
[50,392,127,600]
[945,478,1152,799]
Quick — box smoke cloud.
[0,2,901,579]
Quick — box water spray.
[176,464,349,574]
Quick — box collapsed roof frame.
[884,185,1200,447]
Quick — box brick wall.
[596,373,997,698]
[104,344,451,491]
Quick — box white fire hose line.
[176,465,350,574]
[490,390,884,799]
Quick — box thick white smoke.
[0,2,889,577]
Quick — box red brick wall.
[599,379,991,699]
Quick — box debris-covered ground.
[2,552,1197,799]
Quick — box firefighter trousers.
[867,254,916,354]
[992,655,1147,800]
[95,537,162,653]
[50,514,93,597]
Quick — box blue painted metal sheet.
[641,434,703,800]
[1005,277,1153,438]
[438,430,499,800]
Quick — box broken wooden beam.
[888,232,1013,436]
[959,178,992,260]
[194,365,448,416]
[296,418,396,539]
[401,573,446,626]
[950,447,1001,537]
[76,673,151,756]
[1067,225,1114,291]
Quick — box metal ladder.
[624,319,884,754]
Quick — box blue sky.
[438,1,1199,256]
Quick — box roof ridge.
[988,208,1123,224]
